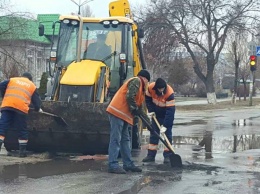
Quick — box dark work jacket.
[145,84,175,128]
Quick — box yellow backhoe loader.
[5,0,147,154]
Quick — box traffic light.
[250,55,257,71]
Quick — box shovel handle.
[40,111,68,127]
[162,133,175,153]
[152,115,175,153]
[139,115,173,152]
[41,111,58,117]
[152,115,161,130]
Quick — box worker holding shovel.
[106,69,151,174]
[142,78,175,164]
[0,72,42,157]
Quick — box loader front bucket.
[4,101,111,154]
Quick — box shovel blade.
[169,153,183,168]
[53,116,69,127]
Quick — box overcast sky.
[10,0,144,17]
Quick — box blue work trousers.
[0,110,28,140]
[148,117,173,158]
[108,113,134,169]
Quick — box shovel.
[40,111,69,127]
[139,114,182,168]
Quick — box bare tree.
[142,22,179,79]
[137,12,200,94]
[225,30,251,103]
[140,0,259,104]
[239,66,250,100]
[141,23,196,91]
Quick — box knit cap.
[137,69,150,81]
[152,78,166,90]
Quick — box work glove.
[147,112,155,122]
[160,125,167,134]
[38,108,43,113]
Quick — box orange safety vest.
[146,82,175,107]
[106,77,145,125]
[1,77,36,114]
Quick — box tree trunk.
[231,90,236,104]
[232,61,239,104]
[206,92,217,104]
[205,71,217,104]
[243,83,247,101]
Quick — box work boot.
[108,167,126,174]
[19,144,27,158]
[123,165,142,172]
[163,157,170,164]
[142,155,155,162]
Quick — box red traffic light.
[250,55,257,71]
[250,55,256,61]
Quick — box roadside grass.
[176,97,260,111]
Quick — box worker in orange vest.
[0,72,42,157]
[142,78,175,164]
[106,69,151,174]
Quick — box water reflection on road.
[138,108,260,193]
[173,108,260,153]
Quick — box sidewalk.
[175,96,260,106]
[175,97,230,106]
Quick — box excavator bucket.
[4,101,111,154]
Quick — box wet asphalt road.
[1,105,260,193]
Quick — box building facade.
[0,14,60,87]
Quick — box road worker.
[106,69,151,174]
[0,72,42,157]
[142,78,175,164]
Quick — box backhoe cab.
[46,16,140,102]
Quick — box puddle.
[0,159,105,182]
[175,119,207,126]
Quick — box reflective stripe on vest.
[108,105,133,122]
[106,77,145,125]
[148,144,158,150]
[0,135,4,141]
[1,77,36,113]
[18,139,28,144]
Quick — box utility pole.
[249,71,254,106]
[71,0,93,15]
[249,55,257,106]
